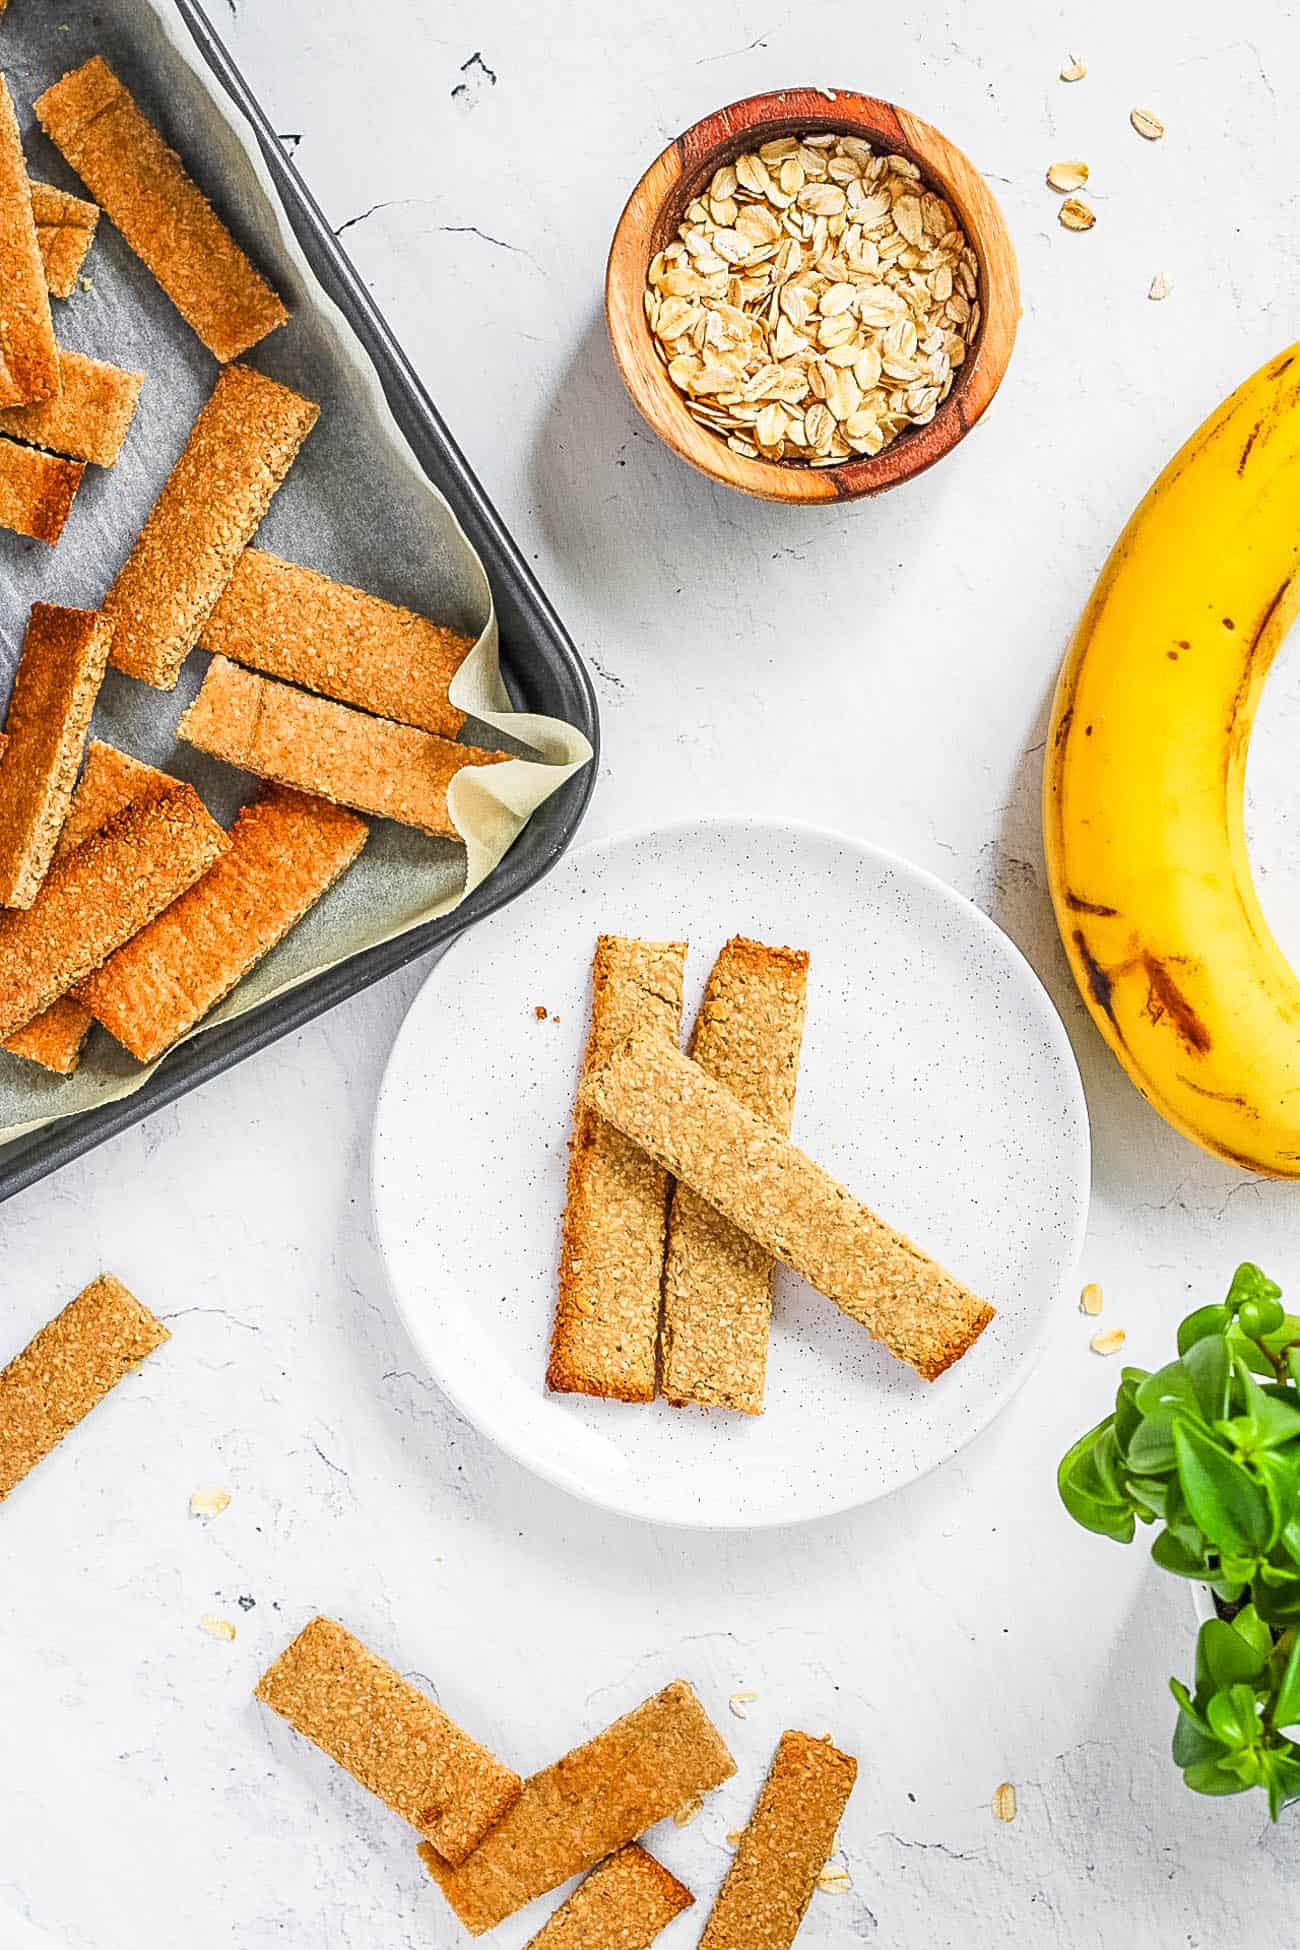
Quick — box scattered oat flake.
[199,1614,236,1641]
[1046,161,1089,193]
[1060,55,1087,81]
[1079,1282,1103,1317]
[1091,1328,1127,1356]
[730,1690,759,1718]
[1059,197,1096,232]
[674,1796,703,1827]
[1148,272,1174,301]
[817,1864,853,1893]
[993,1781,1017,1822]
[189,1486,231,1518]
[1131,107,1165,141]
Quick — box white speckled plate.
[372,819,1090,1527]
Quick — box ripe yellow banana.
[1043,344,1300,1174]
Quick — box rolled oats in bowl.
[643,132,981,466]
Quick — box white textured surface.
[4,1,1300,1945]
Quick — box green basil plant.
[1059,1263,1300,1818]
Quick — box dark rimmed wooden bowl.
[606,87,1020,503]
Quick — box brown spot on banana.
[1141,955,1212,1055]
[1064,893,1119,916]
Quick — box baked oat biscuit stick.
[0,77,59,405]
[662,938,808,1414]
[0,604,113,908]
[523,1845,693,1950]
[0,434,83,542]
[698,1732,857,1950]
[583,1027,995,1382]
[0,346,144,466]
[34,56,288,361]
[0,1275,169,1503]
[4,741,173,1073]
[255,1615,521,1865]
[178,658,509,837]
[420,1680,735,1937]
[29,180,99,299]
[200,548,473,737]
[80,788,368,1063]
[548,936,688,1403]
[0,782,228,1041]
[102,364,318,688]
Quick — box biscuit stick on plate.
[0,346,144,466]
[201,548,473,737]
[583,1025,995,1381]
[102,363,318,688]
[523,1845,693,1949]
[255,1615,521,1864]
[0,76,60,405]
[548,935,687,1402]
[0,435,83,542]
[420,1680,735,1936]
[0,1275,169,1503]
[29,181,99,299]
[661,937,808,1414]
[34,55,288,361]
[698,1732,857,1950]
[0,604,113,909]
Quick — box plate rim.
[371,813,1092,1530]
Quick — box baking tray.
[0,0,599,1206]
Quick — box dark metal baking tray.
[0,0,599,1206]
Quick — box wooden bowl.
[606,88,1020,503]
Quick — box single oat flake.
[1059,197,1096,232]
[730,1690,759,1719]
[199,1614,237,1641]
[1148,271,1174,301]
[993,1781,1018,1822]
[1079,1282,1103,1316]
[1130,107,1165,141]
[190,1485,232,1518]
[1046,161,1089,193]
[1060,55,1087,81]
[817,1864,853,1893]
[1091,1328,1127,1356]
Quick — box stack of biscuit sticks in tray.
[550,935,996,1411]
[0,53,508,1078]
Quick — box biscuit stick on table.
[661,937,808,1414]
[255,1615,521,1865]
[80,788,369,1064]
[101,363,318,688]
[178,658,509,837]
[548,936,688,1403]
[0,435,83,542]
[0,604,113,909]
[34,55,288,362]
[0,77,60,405]
[583,1026,995,1381]
[698,1732,857,1950]
[29,181,99,299]
[0,781,228,1042]
[0,346,144,466]
[0,1275,169,1503]
[523,1845,693,1950]
[201,548,473,737]
[420,1679,734,1936]
[3,742,173,1073]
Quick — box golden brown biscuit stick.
[3,742,173,1072]
[583,1027,995,1382]
[0,434,83,542]
[0,1275,169,1502]
[200,548,472,737]
[0,604,113,908]
[420,1680,735,1936]
[81,788,368,1063]
[0,782,228,1041]
[29,180,99,298]
[34,56,287,362]
[662,938,808,1415]
[698,1732,857,1950]
[0,77,59,405]
[0,345,143,466]
[178,658,509,837]
[102,364,318,687]
[523,1846,693,1949]
[548,936,687,1403]
[255,1615,521,1864]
